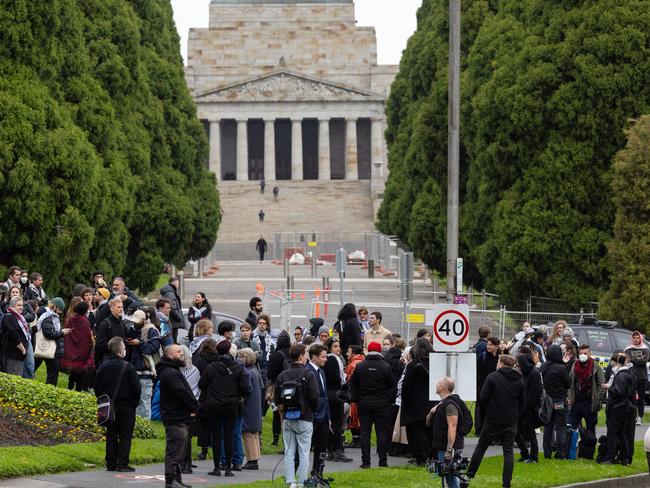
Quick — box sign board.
[308,241,317,247]
[456,257,463,293]
[453,295,467,304]
[406,313,424,324]
[425,304,470,352]
[429,352,477,401]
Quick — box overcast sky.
[170,0,421,66]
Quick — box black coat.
[477,351,499,390]
[383,346,404,387]
[267,348,290,383]
[337,317,362,355]
[160,284,183,329]
[518,354,543,423]
[540,345,571,401]
[479,367,524,426]
[199,355,251,412]
[607,366,638,411]
[350,353,395,410]
[400,358,434,425]
[94,303,110,333]
[94,355,141,409]
[95,314,127,366]
[1,312,29,362]
[40,311,65,357]
[156,356,199,425]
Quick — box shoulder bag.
[97,362,128,427]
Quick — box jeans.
[106,407,136,468]
[359,405,390,466]
[136,377,153,420]
[220,415,243,466]
[543,404,568,459]
[22,342,34,379]
[437,450,460,488]
[467,423,516,488]
[208,407,237,469]
[165,423,190,483]
[569,399,597,433]
[283,419,313,484]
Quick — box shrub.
[0,373,155,439]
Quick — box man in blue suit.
[307,344,331,477]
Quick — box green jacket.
[568,360,606,413]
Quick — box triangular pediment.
[194,70,384,103]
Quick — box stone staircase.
[216,180,377,245]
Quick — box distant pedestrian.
[256,235,268,262]
[95,337,141,473]
[258,209,265,224]
[260,177,265,194]
[272,186,279,201]
[160,277,184,344]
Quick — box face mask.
[579,354,589,363]
[20,277,27,284]
[382,346,389,352]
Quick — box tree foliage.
[379,0,650,306]
[0,0,219,295]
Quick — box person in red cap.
[624,331,650,424]
[350,341,395,469]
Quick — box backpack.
[278,374,306,419]
[447,395,474,437]
[595,435,608,463]
[577,426,597,459]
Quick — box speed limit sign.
[425,304,470,352]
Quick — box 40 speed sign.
[425,304,470,352]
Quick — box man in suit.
[306,344,330,477]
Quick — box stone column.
[264,119,276,181]
[236,119,248,181]
[345,118,358,179]
[371,117,385,179]
[318,118,331,180]
[291,118,303,180]
[208,119,221,179]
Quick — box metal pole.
[446,0,461,302]
[283,258,289,278]
[339,273,344,307]
[311,254,317,278]
[446,352,458,377]
[198,258,204,279]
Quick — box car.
[566,319,650,403]
[176,309,245,347]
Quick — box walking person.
[256,235,268,262]
[157,345,199,488]
[95,337,141,472]
[624,330,649,425]
[350,341,395,469]
[260,177,265,194]
[199,340,251,477]
[272,186,279,201]
[274,343,320,488]
[35,297,70,386]
[258,210,265,224]
[541,344,571,459]
[515,351,542,463]
[466,355,524,488]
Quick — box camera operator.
[426,377,468,488]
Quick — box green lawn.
[225,441,650,488]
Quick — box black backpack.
[278,374,306,418]
[577,426,597,459]
[447,395,474,437]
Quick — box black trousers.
[273,410,282,441]
[606,405,636,464]
[405,419,429,464]
[636,378,647,419]
[165,423,189,483]
[328,399,344,452]
[208,407,237,469]
[34,357,60,386]
[543,405,568,459]
[68,369,92,391]
[359,405,390,466]
[259,251,265,261]
[515,418,538,460]
[197,416,211,449]
[312,419,330,475]
[106,407,136,469]
[467,423,516,488]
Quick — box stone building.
[185,0,398,244]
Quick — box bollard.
[368,259,374,279]
[311,254,317,278]
[178,270,185,301]
[283,258,289,278]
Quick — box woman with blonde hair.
[545,320,567,348]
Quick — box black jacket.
[245,310,258,330]
[94,355,141,409]
[540,345,570,400]
[383,346,404,388]
[160,284,183,329]
[40,311,65,357]
[199,354,251,412]
[400,358,434,425]
[156,356,199,425]
[337,317,362,355]
[193,349,218,375]
[607,366,638,411]
[109,288,142,315]
[274,362,320,422]
[431,394,467,451]
[94,302,110,333]
[95,313,127,366]
[518,354,543,423]
[0,312,29,362]
[479,367,524,426]
[267,334,291,382]
[350,353,395,410]
[477,351,499,390]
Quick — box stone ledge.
[555,473,649,488]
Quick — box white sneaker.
[637,417,643,426]
[289,483,298,488]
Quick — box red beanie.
[368,341,382,353]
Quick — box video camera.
[427,454,470,488]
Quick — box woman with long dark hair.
[334,303,361,356]
[188,293,212,341]
[324,337,352,462]
[61,301,94,391]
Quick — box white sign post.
[456,257,463,294]
[426,303,470,352]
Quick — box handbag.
[97,362,128,427]
[33,330,56,360]
[538,374,554,425]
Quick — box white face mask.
[579,354,589,363]
[20,277,28,284]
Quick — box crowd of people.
[0,265,647,488]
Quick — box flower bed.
[0,373,155,440]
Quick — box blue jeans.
[283,419,313,484]
[437,451,460,488]
[22,342,34,379]
[136,377,153,420]
[221,416,243,466]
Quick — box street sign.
[456,257,463,293]
[425,304,470,352]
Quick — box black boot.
[196,448,208,461]
[242,460,259,470]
